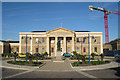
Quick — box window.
[67,48,70,53]
[42,48,45,53]
[77,47,79,53]
[36,48,38,53]
[77,38,79,42]
[42,38,45,43]
[17,48,19,52]
[94,47,97,52]
[94,39,97,43]
[36,38,38,43]
[52,48,54,52]
[83,47,86,52]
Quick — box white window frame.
[42,48,45,53]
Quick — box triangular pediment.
[46,27,75,34]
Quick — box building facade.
[0,40,19,54]
[19,27,103,56]
[103,38,120,51]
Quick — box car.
[18,53,26,58]
[63,53,73,57]
[114,52,120,61]
[32,53,44,57]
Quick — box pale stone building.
[19,27,103,56]
[0,40,19,54]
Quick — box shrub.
[105,61,111,63]
[85,61,89,64]
[91,53,95,59]
[99,54,104,61]
[73,62,79,66]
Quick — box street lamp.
[21,35,32,61]
[84,34,94,64]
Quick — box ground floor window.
[67,47,70,53]
[17,48,19,52]
[77,47,79,53]
[42,48,45,53]
[94,47,97,52]
[36,48,38,53]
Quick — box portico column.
[64,37,66,53]
[47,37,50,56]
[72,37,75,52]
[55,37,58,56]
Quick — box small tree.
[91,53,96,59]
[73,51,80,62]
[99,53,104,61]
[43,52,48,59]
[13,52,18,63]
[34,53,40,63]
[27,52,33,64]
[81,55,86,64]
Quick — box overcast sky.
[2,2,118,43]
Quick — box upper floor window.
[83,47,86,52]
[36,38,38,43]
[77,38,79,43]
[94,39,97,43]
[42,38,45,43]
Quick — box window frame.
[77,47,79,53]
[42,38,45,43]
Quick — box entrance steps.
[53,56,64,62]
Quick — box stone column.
[19,35,21,53]
[90,36,91,55]
[47,37,50,56]
[72,37,75,52]
[30,35,33,54]
[101,35,103,53]
[64,37,66,53]
[55,37,58,56]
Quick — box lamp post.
[83,34,94,64]
[22,35,31,62]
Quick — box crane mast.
[89,5,113,43]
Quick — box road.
[1,67,120,80]
[1,57,120,80]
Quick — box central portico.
[46,27,75,56]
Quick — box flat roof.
[0,40,19,43]
[32,31,90,32]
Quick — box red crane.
[89,5,120,43]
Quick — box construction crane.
[89,5,120,43]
